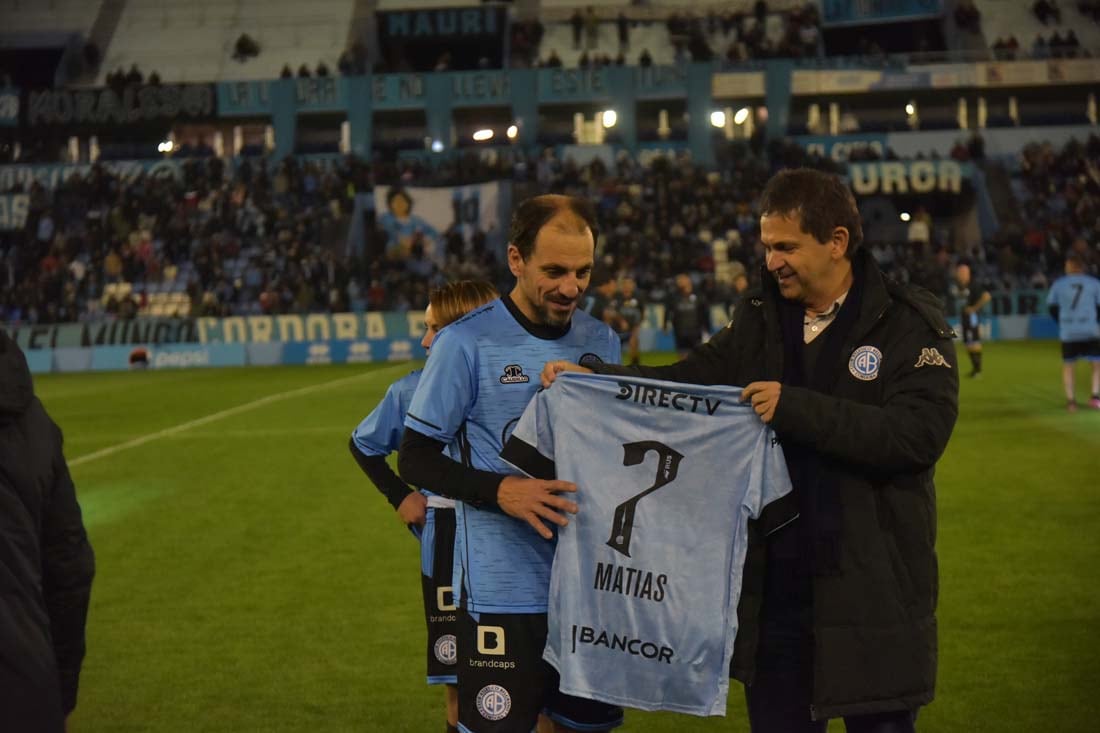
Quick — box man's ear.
[507,243,524,278]
[831,226,850,260]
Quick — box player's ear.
[507,244,524,277]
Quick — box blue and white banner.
[26,84,215,126]
[0,194,29,230]
[0,159,183,192]
[848,160,971,195]
[797,134,889,162]
[373,181,502,263]
[281,338,424,365]
[90,343,247,371]
[0,87,19,127]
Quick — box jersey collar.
[502,294,573,340]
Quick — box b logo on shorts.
[849,345,883,381]
[477,626,506,655]
[434,634,457,665]
[476,684,512,721]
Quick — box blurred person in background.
[666,273,710,357]
[953,263,991,377]
[1046,253,1100,411]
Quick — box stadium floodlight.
[506,124,518,140]
[905,102,916,116]
[900,212,912,222]
[472,129,494,142]
[430,139,445,153]
[709,110,726,128]
[602,109,618,128]
[157,141,173,153]
[734,107,751,125]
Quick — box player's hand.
[540,360,592,388]
[396,491,428,527]
[497,476,578,540]
[741,381,782,424]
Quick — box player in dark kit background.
[665,273,710,357]
[613,277,645,366]
[953,263,991,378]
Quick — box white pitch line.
[69,368,402,467]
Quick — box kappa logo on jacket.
[914,347,951,369]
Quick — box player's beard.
[539,295,577,327]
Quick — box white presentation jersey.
[501,372,791,716]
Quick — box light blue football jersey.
[405,297,621,614]
[1048,273,1100,342]
[501,372,791,716]
[352,370,420,458]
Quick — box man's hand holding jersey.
[540,360,593,387]
[498,476,579,540]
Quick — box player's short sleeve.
[1046,280,1061,307]
[744,426,793,519]
[500,387,556,480]
[351,380,408,457]
[405,327,477,442]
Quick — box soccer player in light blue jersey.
[1047,253,1100,411]
[398,195,623,733]
[349,280,498,733]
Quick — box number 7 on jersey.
[607,441,684,557]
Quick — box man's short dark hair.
[509,194,599,260]
[1066,252,1085,269]
[759,168,864,257]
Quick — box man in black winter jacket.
[1,331,95,732]
[540,169,958,732]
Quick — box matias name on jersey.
[593,561,668,602]
[615,381,722,415]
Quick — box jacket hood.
[0,329,34,416]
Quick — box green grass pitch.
[33,341,1100,732]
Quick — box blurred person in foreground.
[541,168,959,732]
[349,280,499,733]
[1,330,95,732]
[1046,253,1100,411]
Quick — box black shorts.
[421,506,458,684]
[456,611,624,733]
[1062,339,1100,362]
[961,312,981,345]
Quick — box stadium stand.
[974,0,1100,57]
[96,0,355,84]
[0,0,103,35]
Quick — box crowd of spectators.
[995,134,1100,289]
[2,134,1098,327]
[994,29,1086,60]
